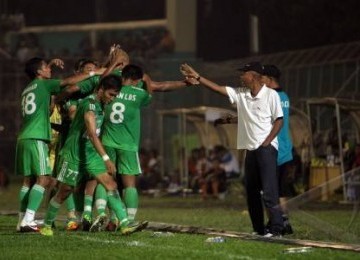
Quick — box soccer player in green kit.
[91,64,151,231]
[56,49,128,230]
[40,75,145,236]
[16,57,101,232]
[92,61,199,231]
[60,46,198,231]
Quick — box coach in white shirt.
[180,62,284,237]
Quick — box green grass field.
[0,178,359,259]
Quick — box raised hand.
[185,76,200,86]
[180,63,200,79]
[48,58,64,69]
[110,47,129,68]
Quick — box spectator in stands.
[190,147,210,193]
[157,29,175,54]
[167,170,182,195]
[188,148,200,191]
[215,145,240,179]
[198,158,226,200]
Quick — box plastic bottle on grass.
[283,247,313,254]
[151,231,174,237]
[205,236,225,243]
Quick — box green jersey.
[77,76,100,95]
[18,79,61,141]
[60,94,104,163]
[101,83,152,151]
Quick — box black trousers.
[244,145,284,234]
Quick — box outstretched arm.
[180,63,228,96]
[144,73,198,93]
[48,58,96,87]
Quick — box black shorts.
[278,160,296,197]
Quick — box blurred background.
[1,0,360,202]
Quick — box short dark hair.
[74,58,96,72]
[122,64,143,81]
[98,74,122,91]
[263,64,281,80]
[24,57,45,79]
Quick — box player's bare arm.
[143,73,199,94]
[84,111,116,175]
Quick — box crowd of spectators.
[136,145,241,200]
[2,27,175,66]
[188,145,240,200]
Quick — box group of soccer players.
[15,45,198,236]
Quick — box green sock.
[95,184,108,216]
[19,186,30,212]
[83,195,93,218]
[124,187,138,221]
[107,190,128,226]
[65,193,76,220]
[27,184,45,212]
[44,198,61,226]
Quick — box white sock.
[127,208,137,221]
[22,209,36,224]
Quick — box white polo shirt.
[225,85,283,151]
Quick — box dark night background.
[3,0,360,60]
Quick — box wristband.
[89,71,95,77]
[102,154,110,161]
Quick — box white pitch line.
[72,234,257,260]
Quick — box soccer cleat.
[90,215,108,232]
[66,219,79,231]
[82,214,92,231]
[40,226,53,236]
[282,216,294,235]
[120,220,148,235]
[283,222,294,235]
[20,221,40,233]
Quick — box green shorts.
[85,151,107,177]
[105,146,141,175]
[56,155,83,187]
[56,152,106,186]
[15,139,52,177]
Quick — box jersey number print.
[110,102,126,124]
[22,92,36,116]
